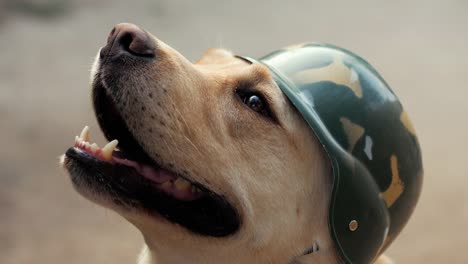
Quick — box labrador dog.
[62,23,392,264]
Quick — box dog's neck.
[136,244,343,264]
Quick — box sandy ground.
[1,0,467,263]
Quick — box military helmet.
[240,43,423,263]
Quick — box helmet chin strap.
[288,241,320,264]
[302,241,320,255]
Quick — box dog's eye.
[244,95,264,113]
[236,89,275,120]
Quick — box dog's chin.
[62,74,241,238]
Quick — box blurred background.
[1,0,467,263]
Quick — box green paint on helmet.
[240,43,423,263]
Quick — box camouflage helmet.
[240,43,423,263]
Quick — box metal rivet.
[349,220,359,231]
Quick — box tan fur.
[374,255,394,264]
[85,34,391,263]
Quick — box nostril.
[119,31,155,58]
[125,30,156,58]
[102,23,156,59]
[119,32,134,54]
[129,39,155,57]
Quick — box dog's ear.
[195,48,234,64]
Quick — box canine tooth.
[75,136,80,144]
[101,140,118,160]
[174,178,191,191]
[79,126,90,142]
[90,143,99,153]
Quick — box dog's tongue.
[113,156,175,183]
[112,156,201,200]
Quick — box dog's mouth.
[63,79,240,237]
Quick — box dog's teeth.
[79,126,90,142]
[174,178,191,191]
[90,143,99,153]
[101,140,118,161]
[74,136,80,144]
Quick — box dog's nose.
[100,23,156,59]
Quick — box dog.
[61,23,402,264]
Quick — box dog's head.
[63,23,336,263]
[62,23,422,264]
